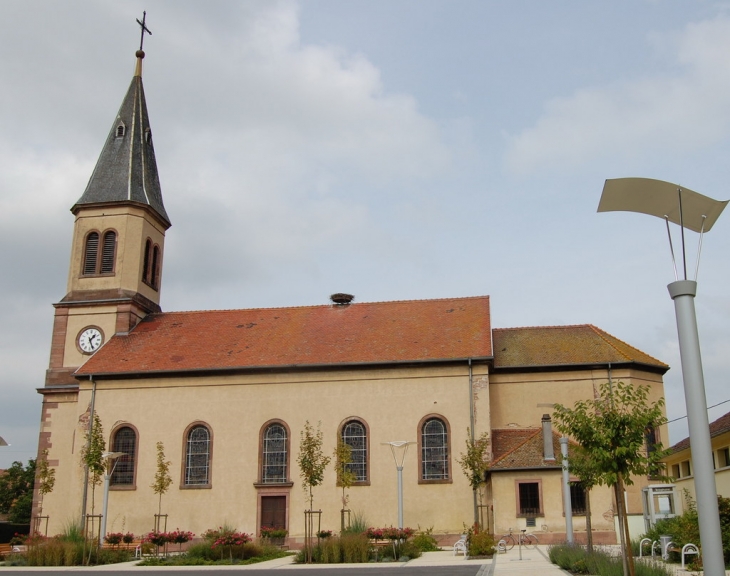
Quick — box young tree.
[456,429,490,527]
[297,420,330,562]
[151,441,173,529]
[553,381,668,576]
[80,413,105,516]
[0,459,36,524]
[333,438,356,532]
[35,449,56,519]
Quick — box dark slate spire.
[72,50,171,228]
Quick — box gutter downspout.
[468,359,477,524]
[80,376,97,532]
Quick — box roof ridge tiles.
[153,294,490,316]
[493,324,591,332]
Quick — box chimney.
[542,414,556,461]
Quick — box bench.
[453,534,467,556]
[101,540,144,557]
[0,543,27,558]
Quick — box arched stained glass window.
[110,426,136,486]
[421,418,449,480]
[262,423,287,483]
[185,425,210,485]
[342,421,367,482]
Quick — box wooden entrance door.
[260,495,286,529]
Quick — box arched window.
[420,417,449,481]
[262,423,288,483]
[150,245,160,288]
[184,425,211,486]
[110,426,136,486]
[141,239,161,291]
[100,231,117,274]
[83,232,100,275]
[82,229,116,276]
[142,239,151,283]
[342,420,367,482]
[115,123,125,138]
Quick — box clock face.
[78,327,103,354]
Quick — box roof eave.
[491,360,668,376]
[75,355,495,380]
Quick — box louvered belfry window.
[142,239,161,291]
[142,239,151,283]
[82,230,116,276]
[100,231,116,273]
[83,232,100,275]
[150,245,160,288]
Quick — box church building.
[33,44,669,546]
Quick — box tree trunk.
[617,475,635,576]
[585,487,593,553]
[613,483,629,576]
[613,477,635,576]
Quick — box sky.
[1,0,730,469]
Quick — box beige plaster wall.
[40,364,489,538]
[489,367,668,516]
[491,471,616,543]
[67,206,165,301]
[62,306,118,369]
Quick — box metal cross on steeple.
[136,11,152,51]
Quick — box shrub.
[548,543,673,576]
[463,523,495,557]
[412,527,440,552]
[343,511,368,535]
[641,493,730,566]
[295,533,372,563]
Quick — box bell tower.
[46,41,171,387]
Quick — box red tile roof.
[492,325,667,371]
[669,410,730,453]
[490,428,564,470]
[76,296,493,377]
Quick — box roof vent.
[330,293,354,305]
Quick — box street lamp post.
[382,441,415,529]
[599,177,728,576]
[99,451,125,545]
[559,437,574,544]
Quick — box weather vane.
[136,11,152,51]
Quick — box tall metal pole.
[397,465,404,529]
[668,280,724,576]
[100,472,112,544]
[560,437,574,544]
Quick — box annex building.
[33,46,670,546]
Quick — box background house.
[664,410,730,506]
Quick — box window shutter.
[100,231,116,273]
[83,232,99,275]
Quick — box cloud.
[505,16,730,175]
